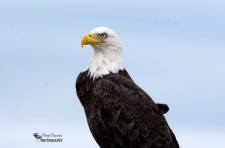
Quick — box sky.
[0,0,225,147]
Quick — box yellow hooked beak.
[81,32,102,48]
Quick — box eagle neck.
[88,45,124,79]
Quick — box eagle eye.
[100,33,107,39]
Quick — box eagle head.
[80,26,124,79]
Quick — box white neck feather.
[88,45,124,79]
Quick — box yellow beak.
[81,32,102,48]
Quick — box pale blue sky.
[0,0,225,147]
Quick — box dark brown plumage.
[76,69,179,148]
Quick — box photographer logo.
[33,132,63,143]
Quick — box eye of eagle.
[100,33,107,39]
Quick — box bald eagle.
[76,27,179,148]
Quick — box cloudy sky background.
[0,0,225,147]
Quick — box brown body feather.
[76,69,179,148]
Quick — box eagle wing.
[93,75,179,147]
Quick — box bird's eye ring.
[100,33,107,39]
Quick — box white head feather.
[87,27,124,79]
